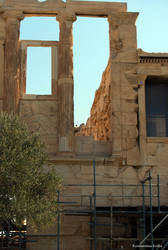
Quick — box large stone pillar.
[0,15,5,111]
[108,12,138,62]
[3,11,24,113]
[56,12,76,154]
[108,12,138,157]
[138,75,148,164]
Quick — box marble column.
[3,11,24,113]
[56,12,76,154]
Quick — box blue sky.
[20,0,168,126]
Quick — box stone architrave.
[3,10,24,113]
[56,11,76,153]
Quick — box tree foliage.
[0,112,62,230]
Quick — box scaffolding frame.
[55,160,168,250]
[0,160,168,250]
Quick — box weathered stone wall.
[20,97,58,155]
[51,160,167,207]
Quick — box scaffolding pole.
[140,214,168,246]
[157,175,160,212]
[110,206,113,249]
[142,182,146,241]
[149,170,154,250]
[93,159,97,250]
[57,191,60,250]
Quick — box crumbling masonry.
[0,0,168,249]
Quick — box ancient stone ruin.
[0,0,168,249]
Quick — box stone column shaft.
[3,11,23,113]
[56,13,76,153]
[0,16,5,110]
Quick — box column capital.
[56,11,76,23]
[108,12,138,26]
[3,10,24,22]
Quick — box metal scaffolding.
[0,160,168,250]
[56,160,168,250]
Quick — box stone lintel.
[3,0,64,11]
[2,1,126,16]
[67,1,127,16]
[3,10,24,22]
[21,40,59,47]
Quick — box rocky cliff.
[76,61,111,141]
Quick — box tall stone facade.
[0,0,168,249]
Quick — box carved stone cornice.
[125,71,147,88]
[108,12,139,26]
[56,10,76,23]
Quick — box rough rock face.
[77,61,111,141]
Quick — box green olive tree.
[0,112,62,231]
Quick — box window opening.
[73,17,109,127]
[20,17,59,41]
[37,0,47,2]
[26,47,52,95]
[145,77,168,137]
